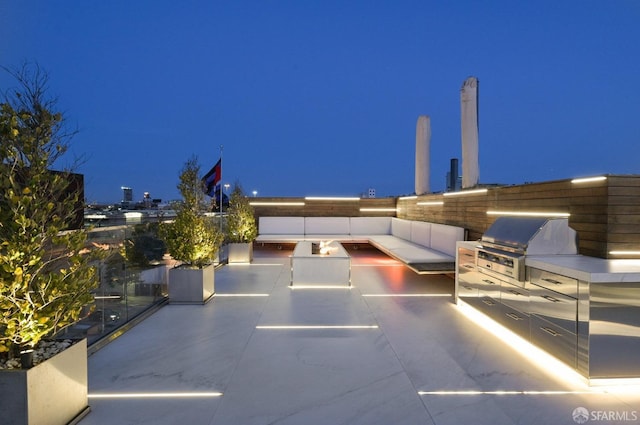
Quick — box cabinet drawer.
[530,286,577,334]
[458,247,476,267]
[500,281,530,314]
[477,271,501,300]
[458,276,479,299]
[497,303,530,340]
[528,268,578,297]
[531,315,577,368]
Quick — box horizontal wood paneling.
[252,175,640,259]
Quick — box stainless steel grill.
[476,217,578,284]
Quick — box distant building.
[364,188,376,198]
[121,186,133,202]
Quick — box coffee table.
[290,241,351,286]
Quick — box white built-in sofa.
[255,216,466,274]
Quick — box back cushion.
[304,217,350,235]
[430,223,465,256]
[391,218,412,241]
[350,217,392,235]
[410,221,432,247]
[259,217,305,235]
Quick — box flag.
[203,158,221,197]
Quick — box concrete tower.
[460,77,479,188]
[415,115,431,195]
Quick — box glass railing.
[56,212,229,346]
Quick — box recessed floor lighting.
[88,392,223,399]
[361,293,451,297]
[418,390,594,396]
[256,325,378,330]
[289,285,352,290]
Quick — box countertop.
[457,241,640,283]
[526,255,640,283]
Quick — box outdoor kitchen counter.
[526,255,640,283]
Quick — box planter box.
[0,339,89,425]
[168,264,215,304]
[228,242,254,264]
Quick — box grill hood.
[481,217,578,255]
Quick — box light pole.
[252,190,258,197]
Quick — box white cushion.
[410,221,431,247]
[304,217,350,235]
[259,217,305,235]
[391,218,412,241]
[350,217,392,235]
[430,223,465,257]
[390,246,454,263]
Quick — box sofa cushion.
[391,218,412,241]
[304,217,351,235]
[350,217,392,235]
[255,234,304,243]
[259,217,305,235]
[368,235,410,250]
[390,246,454,264]
[430,223,465,257]
[410,221,432,247]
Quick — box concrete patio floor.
[80,246,640,425]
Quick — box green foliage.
[123,222,166,267]
[225,183,257,243]
[0,64,102,356]
[159,157,223,268]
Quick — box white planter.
[0,339,89,425]
[228,242,254,264]
[168,264,215,304]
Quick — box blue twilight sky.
[1,1,639,203]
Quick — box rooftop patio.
[80,246,640,425]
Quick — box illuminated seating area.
[256,216,466,273]
[82,246,640,424]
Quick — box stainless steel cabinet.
[528,268,578,369]
[456,246,479,301]
[499,281,530,339]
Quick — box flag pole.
[219,145,223,230]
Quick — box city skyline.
[2,1,639,203]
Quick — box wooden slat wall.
[251,197,396,219]
[251,175,640,259]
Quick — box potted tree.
[225,183,258,263]
[0,64,101,424]
[160,157,223,304]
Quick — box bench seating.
[256,216,466,274]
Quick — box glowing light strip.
[609,251,640,256]
[289,285,352,290]
[571,176,607,184]
[359,208,397,212]
[362,293,451,297]
[458,301,640,393]
[304,196,360,201]
[214,293,269,297]
[88,392,223,399]
[456,301,588,389]
[93,295,121,300]
[443,188,488,197]
[416,201,444,206]
[249,202,305,206]
[256,325,378,330]
[418,390,593,396]
[398,195,418,200]
[486,210,570,217]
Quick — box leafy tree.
[159,156,223,268]
[225,183,257,243]
[123,222,166,267]
[0,63,101,363]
